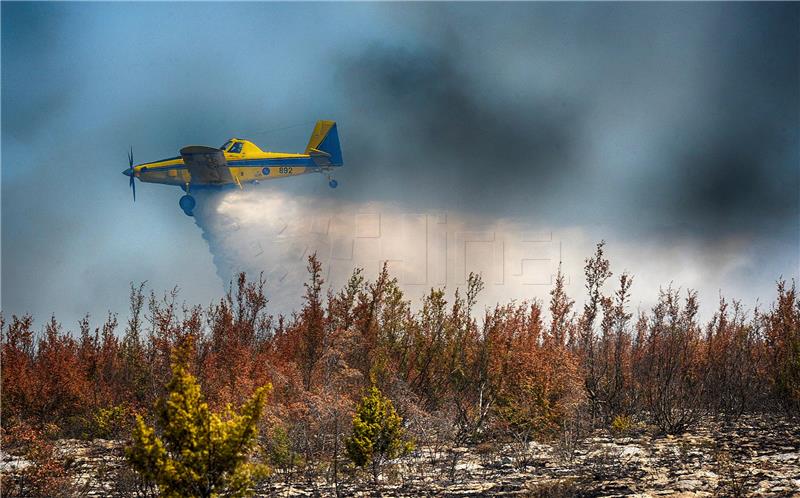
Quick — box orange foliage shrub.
[0,423,74,497]
[1,247,796,477]
[763,280,800,414]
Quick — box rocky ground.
[2,415,799,497]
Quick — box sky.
[2,2,798,329]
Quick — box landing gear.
[322,169,338,189]
[179,194,195,217]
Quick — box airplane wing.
[180,146,235,185]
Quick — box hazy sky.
[2,2,798,328]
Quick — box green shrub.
[126,357,270,498]
[263,425,303,478]
[92,404,131,439]
[345,386,414,482]
[610,415,633,435]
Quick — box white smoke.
[191,186,562,313]
[191,185,787,319]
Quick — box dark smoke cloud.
[338,41,584,212]
[656,10,799,235]
[333,3,799,239]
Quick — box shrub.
[610,415,633,435]
[637,288,705,434]
[0,423,75,498]
[92,404,132,439]
[345,386,414,482]
[764,280,800,415]
[262,425,304,481]
[126,354,270,497]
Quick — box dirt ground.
[2,415,798,497]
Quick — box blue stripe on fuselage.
[141,157,338,177]
[140,156,337,173]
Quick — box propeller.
[122,147,136,202]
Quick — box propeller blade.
[127,146,136,202]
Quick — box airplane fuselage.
[133,151,320,189]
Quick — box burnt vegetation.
[2,243,799,496]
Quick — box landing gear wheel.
[179,194,196,216]
[328,179,338,189]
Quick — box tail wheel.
[329,179,338,189]
[179,195,196,216]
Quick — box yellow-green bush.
[92,404,131,439]
[610,415,633,435]
[126,357,270,497]
[263,425,303,475]
[345,386,413,481]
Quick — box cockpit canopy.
[220,139,262,155]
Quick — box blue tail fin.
[305,120,343,167]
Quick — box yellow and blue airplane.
[122,120,343,216]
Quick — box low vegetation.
[2,243,798,496]
[126,344,270,497]
[345,386,414,482]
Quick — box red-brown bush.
[1,248,796,478]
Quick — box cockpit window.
[229,142,243,153]
[220,140,233,151]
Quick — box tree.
[34,317,90,435]
[548,263,574,347]
[638,287,705,434]
[345,386,413,482]
[596,272,635,422]
[127,351,270,498]
[579,241,613,421]
[485,299,584,468]
[764,280,800,414]
[299,254,326,390]
[703,298,763,418]
[1,314,36,427]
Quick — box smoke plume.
[191,184,782,319]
